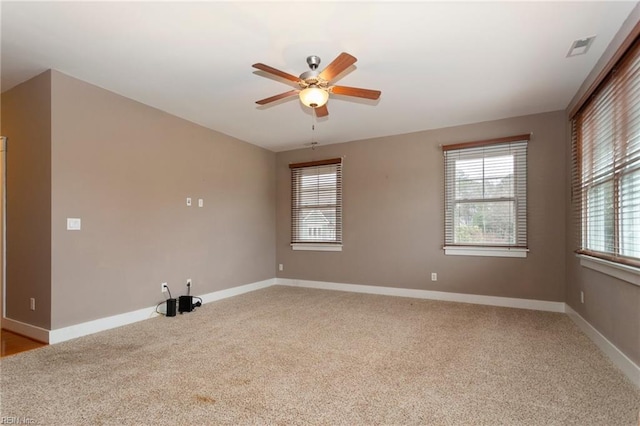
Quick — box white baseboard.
[48,305,159,344]
[198,278,276,304]
[2,317,49,343]
[565,304,640,388]
[276,278,566,313]
[7,278,276,345]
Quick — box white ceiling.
[1,1,637,152]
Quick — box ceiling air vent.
[567,36,596,57]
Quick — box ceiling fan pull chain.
[310,112,317,150]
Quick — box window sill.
[577,254,640,287]
[443,246,528,258]
[291,243,342,252]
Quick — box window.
[571,37,640,268]
[290,158,342,251]
[443,135,529,257]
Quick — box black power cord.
[155,300,167,316]
[163,284,173,299]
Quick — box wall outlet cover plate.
[67,218,81,230]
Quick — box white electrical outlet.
[187,278,192,289]
[580,291,585,304]
[161,282,168,293]
[279,264,283,271]
[66,218,81,231]
[431,273,437,281]
[186,198,192,206]
[30,298,36,311]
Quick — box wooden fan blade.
[331,85,381,100]
[318,52,357,82]
[256,90,299,105]
[315,104,329,118]
[252,63,301,83]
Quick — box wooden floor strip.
[1,329,47,357]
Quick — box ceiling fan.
[252,52,381,117]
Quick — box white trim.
[198,278,276,304]
[48,305,160,344]
[2,317,49,343]
[565,304,640,388]
[291,243,342,252]
[276,278,564,312]
[44,278,277,344]
[444,246,528,258]
[577,254,640,287]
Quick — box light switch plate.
[67,218,81,230]
[198,198,204,207]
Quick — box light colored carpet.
[1,285,638,425]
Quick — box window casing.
[443,135,529,257]
[571,37,640,268]
[290,158,342,251]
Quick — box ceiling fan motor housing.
[299,70,325,85]
[300,55,326,87]
[306,55,321,70]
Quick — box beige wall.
[1,70,276,331]
[276,111,567,302]
[1,70,52,328]
[49,71,276,328]
[565,5,640,365]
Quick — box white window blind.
[290,158,342,246]
[571,36,640,267]
[444,135,529,248]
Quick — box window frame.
[442,134,530,258]
[571,35,640,269]
[289,158,343,252]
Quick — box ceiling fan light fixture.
[299,86,329,108]
[253,52,380,117]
